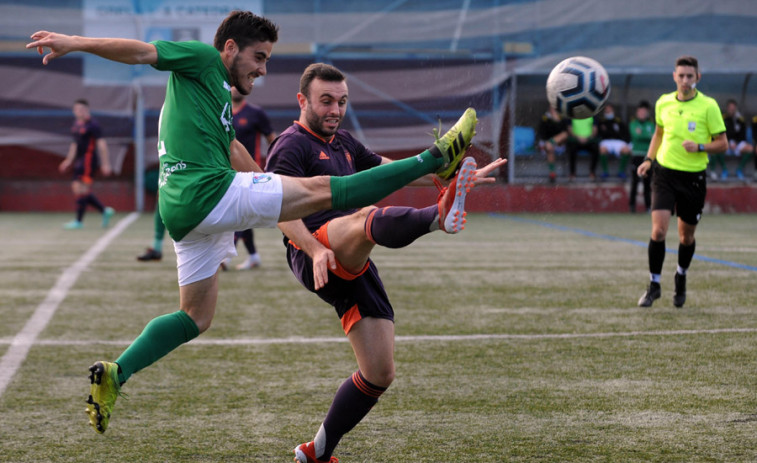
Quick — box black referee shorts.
[651,163,707,225]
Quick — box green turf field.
[1,212,755,462]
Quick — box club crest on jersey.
[688,121,696,132]
[252,173,272,184]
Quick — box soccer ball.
[546,56,610,119]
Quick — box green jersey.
[654,90,725,172]
[629,118,655,155]
[151,40,236,241]
[571,118,593,138]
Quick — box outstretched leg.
[327,158,477,271]
[279,108,478,222]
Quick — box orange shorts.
[288,221,370,281]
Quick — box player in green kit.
[27,10,479,436]
[636,56,727,308]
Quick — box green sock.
[153,206,165,253]
[331,149,442,210]
[115,310,199,384]
[548,162,555,173]
[712,153,727,169]
[600,155,609,174]
[737,151,753,171]
[618,155,629,173]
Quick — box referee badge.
[688,121,696,132]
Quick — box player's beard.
[229,56,252,96]
[305,108,340,139]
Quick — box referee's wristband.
[643,157,653,164]
[698,144,705,152]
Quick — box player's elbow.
[132,45,158,65]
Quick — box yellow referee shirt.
[654,90,725,172]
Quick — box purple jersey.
[266,121,393,327]
[71,118,102,181]
[232,102,273,165]
[266,121,383,233]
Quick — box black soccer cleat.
[673,273,687,308]
[638,282,661,308]
[137,248,162,261]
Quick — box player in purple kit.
[223,87,277,270]
[266,63,506,463]
[60,99,114,229]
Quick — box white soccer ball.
[546,56,610,119]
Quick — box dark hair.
[299,63,346,98]
[74,98,89,106]
[727,98,738,106]
[638,100,650,109]
[213,10,278,52]
[675,55,699,73]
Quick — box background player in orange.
[60,99,114,229]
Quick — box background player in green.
[27,10,477,435]
[636,55,727,308]
[628,100,654,212]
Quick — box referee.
[637,56,727,308]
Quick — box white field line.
[0,213,139,397]
[2,327,756,348]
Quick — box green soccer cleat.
[432,107,478,180]
[102,207,115,228]
[86,361,122,434]
[63,220,83,230]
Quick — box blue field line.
[491,213,757,273]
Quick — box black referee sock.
[678,240,696,273]
[648,239,666,275]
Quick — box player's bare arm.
[229,139,263,173]
[27,31,157,65]
[278,219,336,290]
[97,139,112,176]
[59,142,76,173]
[639,125,664,177]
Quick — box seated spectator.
[596,103,632,180]
[628,101,654,212]
[537,105,569,183]
[565,116,599,181]
[716,99,753,180]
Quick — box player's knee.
[362,363,395,388]
[356,206,377,219]
[651,228,666,242]
[679,231,695,246]
[371,367,395,388]
[183,308,212,333]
